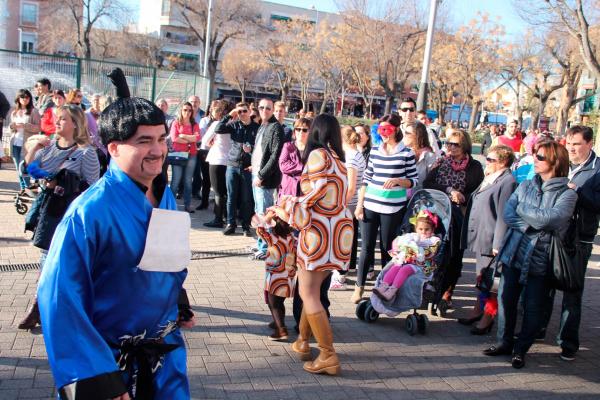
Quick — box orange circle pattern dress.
[277,148,354,272]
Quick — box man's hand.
[242,144,252,153]
[229,109,239,119]
[253,177,262,187]
[450,190,465,204]
[567,182,577,190]
[178,315,197,330]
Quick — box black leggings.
[267,293,286,329]
[209,164,227,222]
[356,208,403,287]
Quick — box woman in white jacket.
[202,100,231,228]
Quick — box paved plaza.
[0,164,599,399]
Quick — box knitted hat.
[98,68,165,146]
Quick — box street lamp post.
[18,28,22,67]
[202,0,213,107]
[416,0,440,111]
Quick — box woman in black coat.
[459,145,517,334]
[424,128,484,307]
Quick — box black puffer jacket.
[570,151,600,243]
[498,175,577,284]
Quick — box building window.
[583,89,596,113]
[21,32,36,53]
[21,2,38,25]
[162,0,171,15]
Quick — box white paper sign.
[138,208,191,272]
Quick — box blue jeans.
[540,242,592,353]
[496,265,551,355]
[170,155,197,208]
[252,176,276,252]
[226,166,253,228]
[11,144,27,190]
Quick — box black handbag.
[476,256,502,293]
[548,232,585,292]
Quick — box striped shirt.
[34,141,100,185]
[362,143,418,214]
[345,148,367,207]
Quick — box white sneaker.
[329,276,347,291]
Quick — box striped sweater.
[361,143,418,214]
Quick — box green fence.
[0,49,207,111]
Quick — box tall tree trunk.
[281,85,288,102]
[384,95,394,115]
[468,100,482,133]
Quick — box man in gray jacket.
[541,125,600,361]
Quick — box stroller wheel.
[364,303,379,323]
[16,202,28,215]
[438,300,449,318]
[356,299,369,321]
[405,314,418,336]
[417,314,429,334]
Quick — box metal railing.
[0,49,208,111]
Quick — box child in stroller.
[373,210,441,302]
[253,209,298,342]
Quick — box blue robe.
[38,161,189,399]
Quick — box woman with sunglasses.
[9,89,40,193]
[484,140,576,369]
[353,114,418,303]
[169,102,201,213]
[460,145,516,334]
[279,117,312,198]
[423,128,484,307]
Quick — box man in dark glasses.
[214,102,259,236]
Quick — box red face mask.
[378,124,396,137]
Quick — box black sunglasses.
[535,153,547,162]
[294,127,309,133]
[258,106,272,111]
[446,142,461,148]
[238,109,249,114]
[400,107,415,112]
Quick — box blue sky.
[270,0,527,38]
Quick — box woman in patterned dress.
[268,114,353,376]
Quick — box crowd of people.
[0,73,598,398]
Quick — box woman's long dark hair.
[302,114,345,164]
[178,101,195,125]
[14,89,34,115]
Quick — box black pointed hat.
[98,68,165,146]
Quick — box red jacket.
[40,107,55,136]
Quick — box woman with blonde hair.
[18,104,99,330]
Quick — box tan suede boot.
[303,311,340,375]
[291,310,312,361]
[351,286,364,304]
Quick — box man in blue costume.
[38,68,194,400]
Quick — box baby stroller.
[355,189,452,335]
[14,161,37,215]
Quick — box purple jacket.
[278,142,303,197]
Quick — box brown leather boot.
[291,310,312,361]
[303,311,340,375]
[18,299,40,330]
